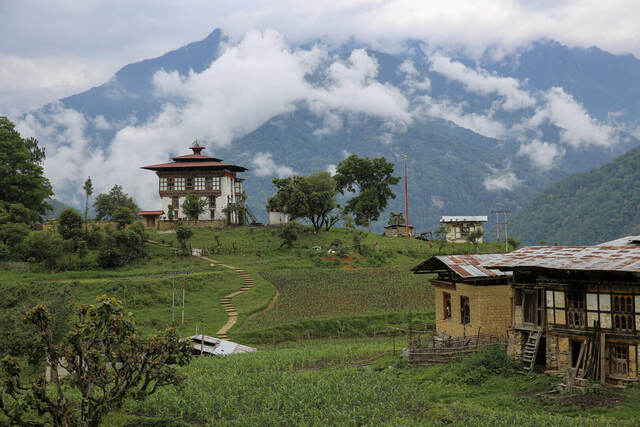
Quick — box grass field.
[122,338,640,426]
[239,267,433,330]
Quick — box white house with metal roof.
[440,216,488,243]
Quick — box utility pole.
[491,209,511,251]
[181,272,186,328]
[171,273,175,326]
[404,153,409,240]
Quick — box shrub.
[279,222,303,248]
[58,208,83,240]
[439,346,519,385]
[176,225,193,256]
[0,222,30,249]
[97,229,146,268]
[113,206,136,229]
[20,231,63,270]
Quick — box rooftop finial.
[190,138,204,155]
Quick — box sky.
[2,0,640,116]
[2,1,639,209]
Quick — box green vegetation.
[124,340,637,426]
[1,296,192,426]
[510,145,640,245]
[238,267,433,333]
[93,184,139,221]
[335,154,401,232]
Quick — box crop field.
[235,267,434,340]
[123,339,640,426]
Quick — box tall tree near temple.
[82,177,93,232]
[334,155,400,232]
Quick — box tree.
[0,296,192,426]
[278,222,303,248]
[267,172,339,232]
[466,229,484,253]
[82,177,93,233]
[434,225,448,253]
[507,237,520,251]
[181,194,208,221]
[176,225,193,256]
[0,117,53,224]
[93,185,139,221]
[112,206,136,229]
[58,208,83,240]
[334,155,400,232]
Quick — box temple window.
[185,177,193,191]
[613,295,634,332]
[174,177,185,191]
[195,177,205,190]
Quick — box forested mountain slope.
[510,146,640,245]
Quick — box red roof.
[141,142,247,172]
[141,161,247,171]
[139,210,163,216]
[172,153,222,162]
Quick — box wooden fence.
[407,333,505,366]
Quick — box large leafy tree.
[93,184,139,221]
[0,296,192,426]
[267,172,339,232]
[334,155,400,232]
[0,117,53,224]
[82,177,93,232]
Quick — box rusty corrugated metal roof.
[412,254,511,278]
[484,245,640,273]
[596,236,640,247]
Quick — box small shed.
[440,216,488,243]
[139,210,163,229]
[412,254,512,338]
[384,224,415,238]
[189,334,256,355]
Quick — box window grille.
[610,345,629,377]
[613,295,634,332]
[185,177,193,191]
[206,176,220,191]
[234,180,242,194]
[567,292,586,328]
[166,177,174,191]
[159,177,167,191]
[174,177,185,191]
[195,177,205,190]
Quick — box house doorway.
[571,340,583,367]
[523,292,537,324]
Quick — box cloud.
[429,53,535,111]
[326,164,337,176]
[419,96,506,139]
[517,139,565,170]
[397,59,431,93]
[522,87,619,148]
[7,1,640,114]
[251,152,295,177]
[13,31,413,209]
[483,166,521,191]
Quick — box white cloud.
[483,166,521,191]
[517,140,565,170]
[5,1,640,113]
[326,164,337,176]
[523,87,619,148]
[398,59,431,93]
[419,96,506,139]
[429,53,535,111]
[251,152,295,177]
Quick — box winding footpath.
[200,256,255,340]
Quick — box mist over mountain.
[14,28,640,234]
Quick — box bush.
[58,208,83,240]
[113,206,136,229]
[97,229,146,268]
[20,231,63,270]
[85,226,104,248]
[279,222,303,248]
[0,222,30,249]
[176,225,193,256]
[439,346,519,385]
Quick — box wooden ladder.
[522,328,543,371]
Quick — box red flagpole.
[404,154,409,239]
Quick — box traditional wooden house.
[412,254,512,338]
[440,216,487,243]
[485,236,640,385]
[141,141,247,227]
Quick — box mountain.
[19,29,640,235]
[509,145,640,245]
[44,198,72,219]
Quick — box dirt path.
[200,256,255,340]
[246,288,279,322]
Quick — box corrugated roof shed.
[189,335,256,355]
[440,216,488,223]
[484,245,640,273]
[412,254,511,279]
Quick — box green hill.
[510,145,640,245]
